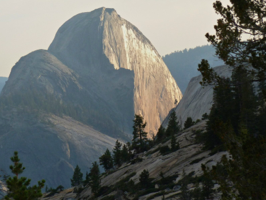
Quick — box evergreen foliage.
[198,0,266,198]
[121,144,130,163]
[139,169,150,188]
[99,149,113,171]
[88,162,101,195]
[201,113,209,120]
[170,134,179,151]
[184,117,194,129]
[166,111,180,137]
[83,172,90,186]
[156,125,166,142]
[71,165,83,187]
[113,140,122,167]
[4,151,45,200]
[132,114,148,153]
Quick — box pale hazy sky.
[0,0,230,77]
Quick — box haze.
[0,0,230,77]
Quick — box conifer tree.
[4,151,45,200]
[121,144,130,163]
[139,169,150,188]
[71,165,83,187]
[113,140,122,167]
[99,149,113,171]
[184,117,194,129]
[156,125,166,143]
[83,172,90,186]
[132,114,148,153]
[198,0,266,198]
[171,133,178,151]
[166,111,180,137]
[88,162,101,195]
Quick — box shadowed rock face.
[48,7,182,136]
[163,65,232,128]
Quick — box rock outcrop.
[163,65,232,127]
[48,7,182,136]
[0,7,182,188]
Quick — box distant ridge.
[163,45,224,93]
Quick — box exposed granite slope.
[42,121,226,199]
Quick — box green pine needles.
[5,151,45,200]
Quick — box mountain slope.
[163,45,224,93]
[0,111,116,188]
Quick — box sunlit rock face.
[163,65,232,128]
[0,8,182,188]
[48,7,182,136]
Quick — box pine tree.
[83,171,90,186]
[184,117,194,129]
[139,169,150,188]
[121,144,130,163]
[156,125,166,143]
[99,149,113,171]
[132,114,148,153]
[71,165,83,187]
[4,151,45,200]
[171,133,178,151]
[166,111,180,137]
[113,140,122,167]
[197,0,266,198]
[88,162,101,195]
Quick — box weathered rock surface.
[0,111,116,188]
[48,7,182,136]
[163,65,232,127]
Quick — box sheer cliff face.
[48,8,182,136]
